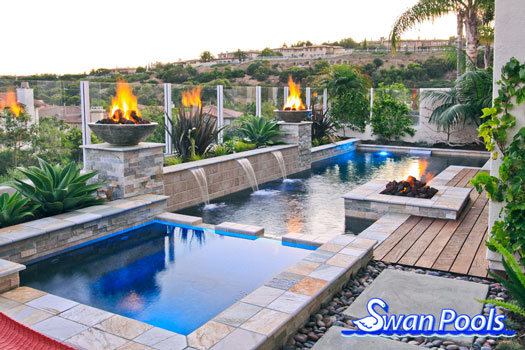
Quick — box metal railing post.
[306,87,311,109]
[217,85,224,142]
[80,81,90,169]
[370,88,374,118]
[163,83,172,154]
[284,87,289,106]
[256,86,261,117]
[323,88,328,114]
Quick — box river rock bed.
[285,260,508,350]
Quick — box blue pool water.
[179,150,487,237]
[21,222,311,335]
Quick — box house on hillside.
[274,44,346,57]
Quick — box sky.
[0,0,457,76]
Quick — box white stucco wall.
[487,0,525,269]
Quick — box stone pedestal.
[83,142,164,199]
[278,122,312,171]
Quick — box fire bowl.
[273,109,311,123]
[88,123,157,146]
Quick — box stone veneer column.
[278,122,312,171]
[83,142,164,199]
[487,0,525,271]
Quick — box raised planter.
[88,122,157,146]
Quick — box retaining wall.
[311,139,360,162]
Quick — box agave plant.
[166,107,224,162]
[477,238,525,318]
[0,192,39,228]
[238,116,284,148]
[7,159,105,216]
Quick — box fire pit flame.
[283,76,305,111]
[381,176,438,199]
[97,81,150,125]
[0,89,23,116]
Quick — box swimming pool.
[178,150,487,237]
[20,222,311,335]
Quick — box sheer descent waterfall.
[271,151,287,180]
[190,168,210,205]
[236,158,259,192]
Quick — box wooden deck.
[374,168,490,278]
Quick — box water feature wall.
[164,145,299,212]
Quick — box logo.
[341,298,515,338]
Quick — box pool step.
[215,222,264,237]
[156,212,203,226]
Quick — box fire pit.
[380,175,439,199]
[274,76,311,122]
[88,81,157,146]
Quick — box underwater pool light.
[378,151,390,156]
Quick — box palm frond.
[390,0,457,52]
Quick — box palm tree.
[422,68,492,141]
[390,0,494,69]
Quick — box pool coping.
[5,218,375,350]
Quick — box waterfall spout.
[190,168,210,205]
[236,158,259,192]
[271,151,287,180]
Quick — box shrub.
[209,143,234,157]
[476,238,525,318]
[7,159,104,216]
[164,156,183,166]
[238,116,284,147]
[233,140,256,153]
[371,83,415,142]
[0,192,38,228]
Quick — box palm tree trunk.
[484,45,491,69]
[456,12,464,78]
[464,6,480,68]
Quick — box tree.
[479,25,494,68]
[259,47,282,57]
[331,38,359,49]
[371,83,415,142]
[291,40,313,47]
[200,51,215,62]
[322,65,371,133]
[233,49,247,63]
[422,68,492,141]
[0,108,33,167]
[390,0,495,68]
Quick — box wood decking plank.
[431,192,487,271]
[449,201,490,275]
[414,190,481,268]
[373,216,422,260]
[455,169,479,188]
[446,168,471,187]
[397,219,447,266]
[469,231,490,278]
[382,217,434,263]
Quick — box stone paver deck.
[343,269,489,346]
[369,167,490,278]
[311,326,421,350]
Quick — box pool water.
[21,222,311,335]
[178,150,487,237]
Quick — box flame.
[0,89,23,116]
[181,86,202,108]
[109,81,141,122]
[283,76,305,110]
